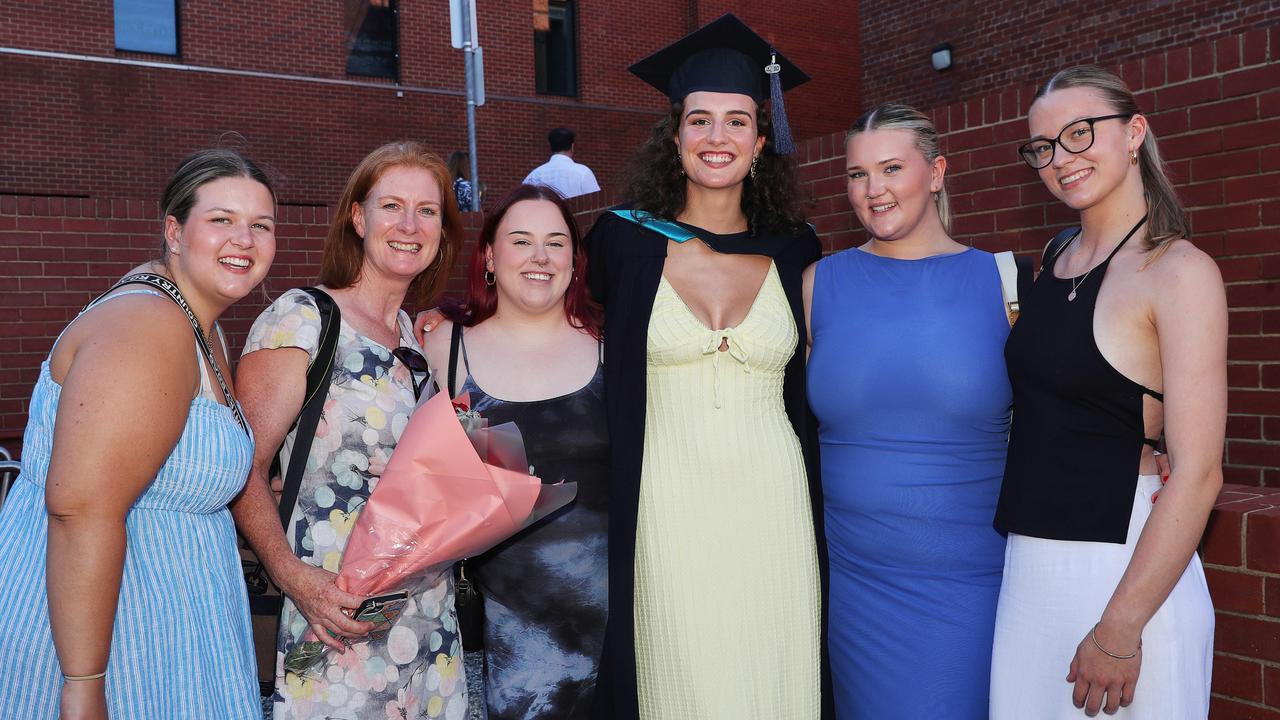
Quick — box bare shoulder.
[802,261,818,302]
[47,295,199,483]
[1143,239,1224,291]
[55,292,195,385]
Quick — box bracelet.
[63,670,107,681]
[1090,623,1141,660]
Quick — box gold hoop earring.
[1130,149,1139,166]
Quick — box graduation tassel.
[766,52,796,155]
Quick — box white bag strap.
[994,251,1019,327]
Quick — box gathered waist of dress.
[819,433,1011,457]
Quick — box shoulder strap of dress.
[609,209,699,243]
[458,327,474,376]
[111,273,249,436]
[1103,215,1148,264]
[448,322,463,399]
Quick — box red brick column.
[1207,484,1280,718]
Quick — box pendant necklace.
[1056,215,1148,302]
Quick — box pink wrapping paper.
[284,390,576,675]
[334,391,545,597]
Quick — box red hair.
[444,184,602,339]
[318,141,464,308]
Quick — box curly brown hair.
[624,100,805,233]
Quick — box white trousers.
[991,475,1213,719]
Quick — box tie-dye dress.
[243,288,467,720]
[455,335,609,719]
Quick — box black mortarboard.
[628,13,810,154]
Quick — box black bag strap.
[275,287,341,530]
[1041,226,1081,273]
[447,321,463,399]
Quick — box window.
[346,0,399,79]
[534,0,577,96]
[113,0,178,55]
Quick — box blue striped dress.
[0,332,260,717]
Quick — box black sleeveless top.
[996,221,1162,544]
[449,326,610,719]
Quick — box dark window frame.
[534,0,579,97]
[346,0,401,81]
[113,0,181,57]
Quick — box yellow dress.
[634,261,822,719]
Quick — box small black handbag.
[454,559,485,652]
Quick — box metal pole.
[461,0,480,211]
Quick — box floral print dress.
[243,288,467,720]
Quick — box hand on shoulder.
[421,317,456,384]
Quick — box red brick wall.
[1205,486,1280,718]
[857,0,1280,112]
[0,0,858,206]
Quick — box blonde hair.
[1034,66,1190,253]
[846,103,951,234]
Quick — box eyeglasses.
[391,346,431,400]
[1017,114,1132,169]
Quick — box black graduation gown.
[584,209,833,719]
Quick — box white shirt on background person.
[523,153,601,199]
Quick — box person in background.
[423,183,607,720]
[992,65,1223,719]
[804,104,1016,719]
[523,127,601,200]
[584,14,830,719]
[0,148,276,718]
[232,141,467,720]
[448,150,476,212]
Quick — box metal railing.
[0,447,19,508]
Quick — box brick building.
[0,0,858,204]
[0,0,858,439]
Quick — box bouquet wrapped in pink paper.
[283,389,577,675]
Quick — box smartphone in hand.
[350,590,409,641]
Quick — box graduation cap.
[629,13,810,154]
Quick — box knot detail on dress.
[701,329,751,409]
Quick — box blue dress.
[807,247,1011,719]
[0,344,259,716]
